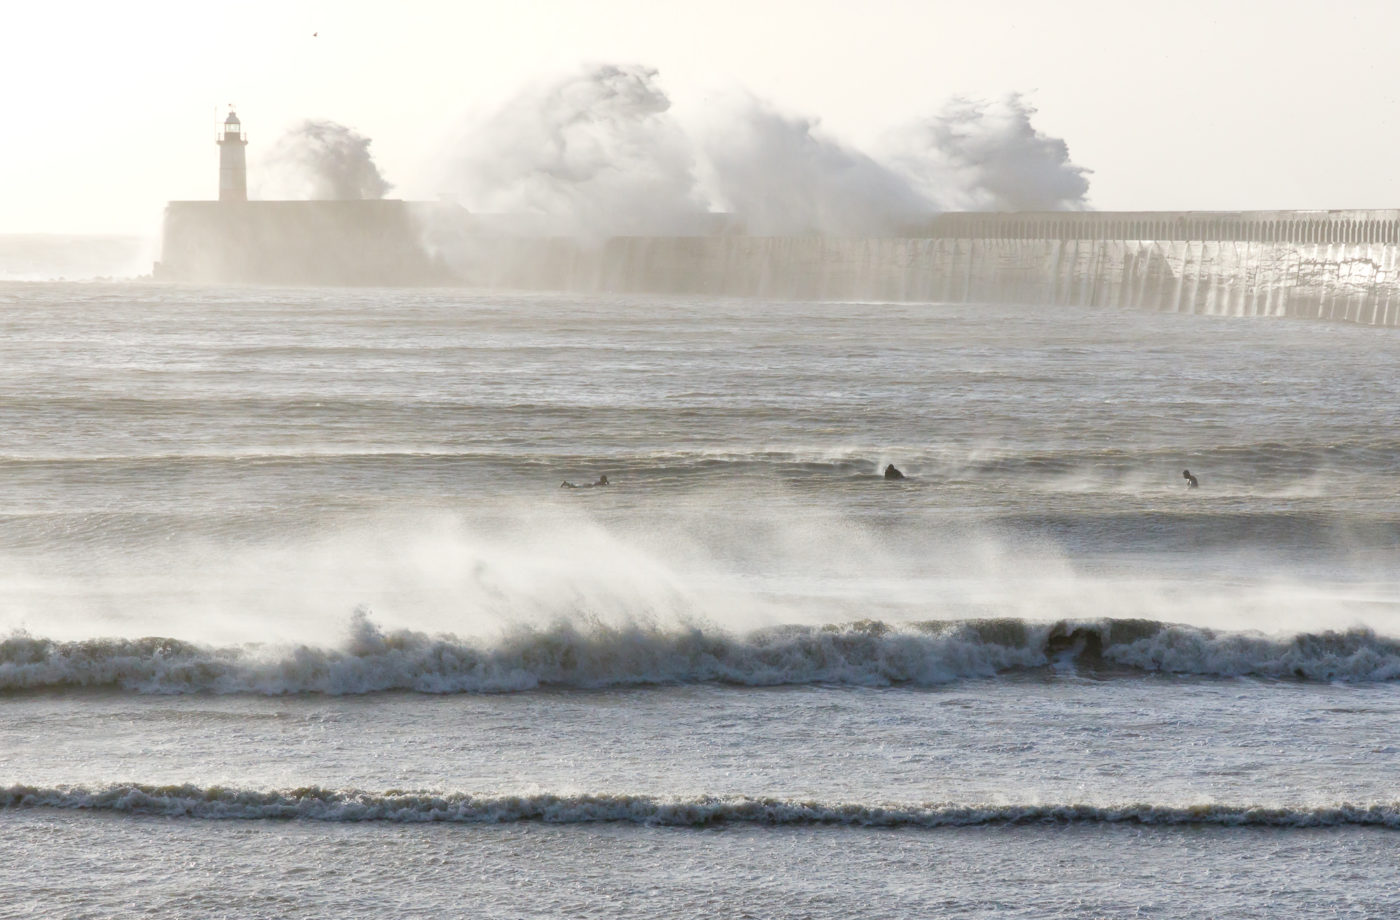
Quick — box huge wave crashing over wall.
[2,612,1398,695]
[439,64,704,236]
[257,119,392,201]
[434,64,1091,236]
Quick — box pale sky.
[4,0,1399,234]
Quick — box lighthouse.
[217,110,248,202]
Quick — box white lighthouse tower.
[217,109,248,201]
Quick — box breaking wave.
[3,784,1397,829]
[3,613,1400,695]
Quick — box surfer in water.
[1182,469,1198,488]
[561,474,610,489]
[883,464,906,480]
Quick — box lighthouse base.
[157,200,452,285]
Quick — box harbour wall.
[157,204,1400,325]
[155,201,450,285]
[457,215,1400,326]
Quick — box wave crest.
[3,783,1397,829]
[3,613,1400,695]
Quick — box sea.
[1,281,1398,918]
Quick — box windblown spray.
[259,119,392,200]
[433,64,1092,236]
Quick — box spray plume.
[259,119,392,201]
[438,64,705,236]
[699,98,931,236]
[433,65,1091,235]
[884,95,1092,212]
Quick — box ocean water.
[1,282,1399,917]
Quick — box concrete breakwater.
[156,204,1400,325]
[155,201,451,285]
[453,210,1400,326]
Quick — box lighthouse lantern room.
[217,110,248,202]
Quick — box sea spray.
[259,120,392,201]
[431,63,1090,238]
[698,97,931,236]
[883,94,1092,212]
[436,64,705,237]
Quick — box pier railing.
[912,210,1400,245]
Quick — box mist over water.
[257,119,392,201]
[0,235,156,282]
[5,284,1400,917]
[0,286,1394,652]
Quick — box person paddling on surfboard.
[561,474,610,488]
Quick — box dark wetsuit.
[1182,469,1198,488]
[561,475,609,489]
[884,464,906,480]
